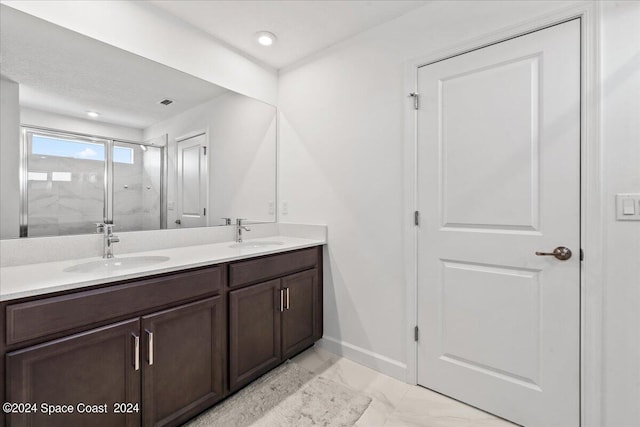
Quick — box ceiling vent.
[159,99,174,106]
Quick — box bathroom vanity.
[0,242,323,427]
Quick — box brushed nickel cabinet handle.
[535,246,572,261]
[285,287,290,310]
[132,333,140,371]
[146,329,154,366]
[280,289,284,312]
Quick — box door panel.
[417,20,580,427]
[440,262,541,386]
[282,269,318,359]
[141,297,224,427]
[228,279,281,391]
[440,55,540,230]
[6,319,141,427]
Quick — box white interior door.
[176,133,208,228]
[416,20,580,426]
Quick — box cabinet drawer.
[229,247,319,288]
[6,266,223,346]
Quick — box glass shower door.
[24,130,107,237]
[112,139,164,232]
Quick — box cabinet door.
[141,297,224,427]
[281,269,319,359]
[229,279,281,391]
[6,319,141,427]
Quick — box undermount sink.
[229,240,284,249]
[64,256,170,273]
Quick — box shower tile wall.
[27,155,104,237]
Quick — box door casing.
[403,2,603,426]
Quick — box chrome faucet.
[235,218,250,243]
[96,223,120,258]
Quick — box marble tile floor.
[290,346,517,427]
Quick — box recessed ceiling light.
[256,31,276,47]
[86,111,100,118]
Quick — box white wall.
[0,0,278,105]
[0,77,20,239]
[279,0,639,425]
[143,92,277,228]
[279,0,581,377]
[601,2,640,425]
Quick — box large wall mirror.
[0,5,277,239]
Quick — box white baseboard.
[318,336,408,382]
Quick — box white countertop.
[0,236,325,302]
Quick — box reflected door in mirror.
[177,133,208,228]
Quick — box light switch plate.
[616,193,640,221]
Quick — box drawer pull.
[146,330,154,366]
[132,333,140,371]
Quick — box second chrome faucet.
[97,223,120,258]
[235,218,250,243]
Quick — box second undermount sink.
[229,240,284,249]
[64,256,170,273]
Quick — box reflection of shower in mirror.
[20,128,166,238]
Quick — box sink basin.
[229,240,284,249]
[64,256,170,273]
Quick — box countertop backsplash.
[0,223,326,268]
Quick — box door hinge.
[414,326,419,342]
[203,146,207,155]
[414,211,420,226]
[409,92,419,110]
[580,248,584,261]
[203,208,206,216]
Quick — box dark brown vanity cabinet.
[2,266,225,427]
[228,247,322,391]
[1,246,323,427]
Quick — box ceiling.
[0,1,429,130]
[0,5,229,130]
[149,0,429,70]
